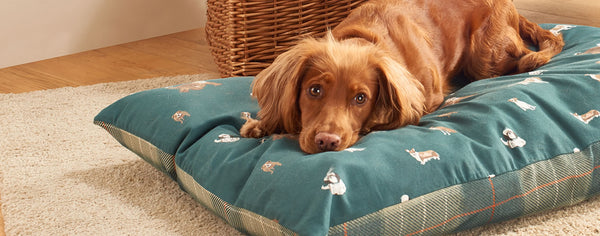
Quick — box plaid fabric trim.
[329,142,600,235]
[177,167,297,236]
[96,120,295,234]
[96,118,600,234]
[94,121,177,180]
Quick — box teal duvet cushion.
[95,24,600,235]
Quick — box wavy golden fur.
[241,0,564,154]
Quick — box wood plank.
[0,28,218,93]
[119,31,219,73]
[0,67,76,93]
[518,9,600,27]
[96,45,207,77]
[514,0,600,27]
[14,50,144,87]
[171,28,211,44]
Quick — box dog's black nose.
[315,132,341,151]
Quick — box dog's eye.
[354,93,367,105]
[308,85,322,98]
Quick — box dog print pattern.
[262,161,282,174]
[417,33,600,183]
[321,168,347,195]
[161,24,600,204]
[172,110,190,124]
[508,98,536,111]
[586,74,600,82]
[167,81,222,93]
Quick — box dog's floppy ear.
[366,57,426,131]
[251,40,315,135]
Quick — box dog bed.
[95,24,600,235]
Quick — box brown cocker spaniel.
[241,0,564,154]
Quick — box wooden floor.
[0,28,220,93]
[0,0,598,234]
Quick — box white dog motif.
[321,169,346,195]
[528,70,547,76]
[508,98,536,111]
[214,134,240,143]
[343,147,365,152]
[549,24,575,36]
[501,128,526,148]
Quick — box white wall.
[0,0,207,68]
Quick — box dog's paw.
[240,113,266,138]
[240,119,265,138]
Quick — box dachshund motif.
[572,110,600,124]
[168,81,222,93]
[440,94,477,108]
[240,0,564,153]
[405,148,440,165]
[575,44,600,55]
[509,77,549,86]
[508,98,536,111]
[436,112,458,118]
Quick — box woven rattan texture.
[206,0,368,77]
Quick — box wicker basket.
[206,0,368,77]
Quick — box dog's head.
[252,33,425,153]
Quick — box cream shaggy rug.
[1,74,599,235]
